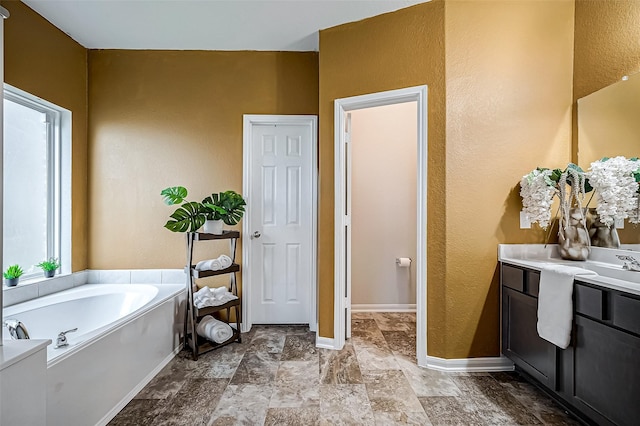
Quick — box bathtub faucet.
[55,328,78,348]
[4,319,30,339]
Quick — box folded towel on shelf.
[537,264,598,349]
[194,255,233,272]
[196,315,234,344]
[192,286,238,309]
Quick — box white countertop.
[498,244,640,297]
[0,340,51,372]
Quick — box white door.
[243,115,317,326]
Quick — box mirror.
[577,72,640,248]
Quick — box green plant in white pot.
[37,257,60,278]
[4,264,24,287]
[202,190,246,234]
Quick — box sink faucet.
[4,319,30,339]
[616,255,640,272]
[55,328,78,348]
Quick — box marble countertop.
[498,244,640,297]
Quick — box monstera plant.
[161,186,207,232]
[202,190,246,225]
[161,186,246,233]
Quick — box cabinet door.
[502,287,557,389]
[572,315,640,426]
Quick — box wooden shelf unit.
[184,230,241,360]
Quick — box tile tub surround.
[110,313,578,425]
[2,269,186,307]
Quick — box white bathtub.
[3,283,186,426]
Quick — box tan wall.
[88,50,319,285]
[2,0,88,271]
[318,2,447,348]
[444,0,575,357]
[573,0,640,244]
[350,102,417,306]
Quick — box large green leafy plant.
[161,186,246,232]
[202,190,246,225]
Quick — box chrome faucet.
[616,255,640,272]
[4,319,30,339]
[55,328,77,348]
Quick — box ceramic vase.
[5,277,19,287]
[558,208,591,261]
[586,208,620,249]
[44,269,56,278]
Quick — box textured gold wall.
[88,50,318,278]
[444,0,574,357]
[2,0,88,271]
[318,0,575,358]
[318,2,447,351]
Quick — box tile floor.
[109,312,580,425]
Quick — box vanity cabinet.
[501,264,640,426]
[501,265,557,389]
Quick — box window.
[3,86,70,279]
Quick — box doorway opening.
[334,86,427,366]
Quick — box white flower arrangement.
[520,168,557,229]
[587,156,640,226]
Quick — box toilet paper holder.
[396,257,412,267]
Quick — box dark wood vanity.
[501,263,640,426]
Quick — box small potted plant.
[4,264,24,287]
[37,257,60,278]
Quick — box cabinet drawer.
[613,294,640,335]
[502,264,524,292]
[527,271,540,297]
[575,284,604,320]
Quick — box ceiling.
[21,0,428,51]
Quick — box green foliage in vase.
[4,264,24,279]
[36,257,60,272]
[202,191,246,225]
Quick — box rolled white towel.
[196,315,233,344]
[207,258,223,271]
[194,286,212,298]
[218,254,232,269]
[195,259,210,271]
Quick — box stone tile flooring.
[109,312,580,425]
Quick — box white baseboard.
[424,355,514,373]
[351,304,416,312]
[316,336,337,350]
[96,345,181,426]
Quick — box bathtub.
[3,283,186,426]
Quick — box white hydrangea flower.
[520,169,556,229]
[587,156,640,227]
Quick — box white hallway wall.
[350,101,417,306]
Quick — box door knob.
[252,231,261,239]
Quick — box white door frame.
[242,114,318,333]
[334,86,428,367]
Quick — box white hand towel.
[211,286,228,299]
[537,265,598,348]
[218,254,232,269]
[196,315,233,344]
